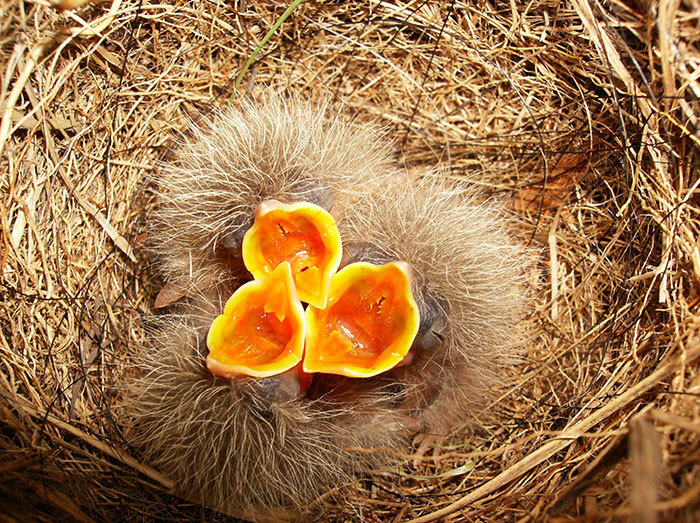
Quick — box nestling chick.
[127,98,526,520]
[149,96,395,307]
[130,295,411,520]
[334,177,525,454]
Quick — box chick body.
[128,98,526,519]
[335,177,525,436]
[129,311,405,520]
[149,97,395,305]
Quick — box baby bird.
[148,96,395,307]
[127,97,526,520]
[334,177,525,458]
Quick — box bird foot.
[411,432,446,467]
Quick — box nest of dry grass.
[1,0,699,520]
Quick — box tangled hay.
[1,0,699,520]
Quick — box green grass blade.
[231,0,305,100]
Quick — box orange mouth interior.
[303,262,419,378]
[243,201,342,309]
[214,307,292,366]
[208,202,420,383]
[206,262,305,378]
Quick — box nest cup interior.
[2,1,699,521]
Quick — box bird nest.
[1,0,699,521]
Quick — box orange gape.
[243,201,342,309]
[207,262,306,378]
[304,262,419,378]
[208,202,420,381]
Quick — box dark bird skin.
[126,97,526,520]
